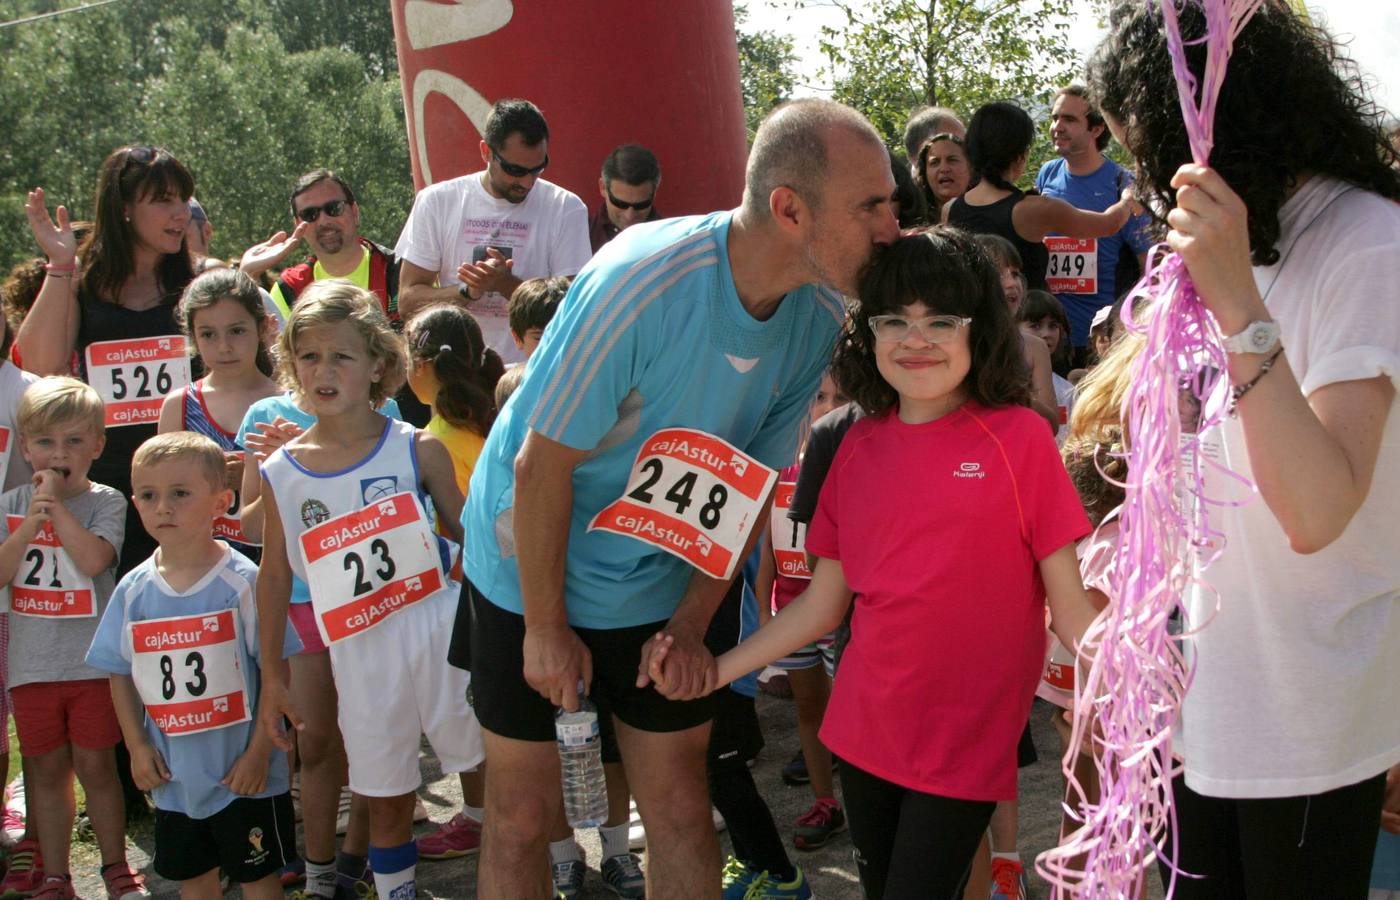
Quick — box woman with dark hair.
[947,101,1138,290]
[21,146,198,577]
[889,150,931,228]
[915,132,971,220]
[1087,3,1400,897]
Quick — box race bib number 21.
[589,429,778,581]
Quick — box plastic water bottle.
[555,684,608,828]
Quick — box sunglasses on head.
[606,187,654,211]
[296,199,349,223]
[492,149,548,178]
[126,146,157,164]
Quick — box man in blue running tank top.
[454,99,898,899]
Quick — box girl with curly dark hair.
[710,227,1100,898]
[1086,4,1400,897]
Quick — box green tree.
[809,0,1079,182]
[734,2,799,142]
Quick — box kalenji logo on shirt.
[953,462,986,479]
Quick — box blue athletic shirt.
[237,392,404,604]
[462,212,845,629]
[1035,156,1154,346]
[85,544,302,819]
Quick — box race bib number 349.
[85,336,191,428]
[130,608,250,736]
[1043,237,1098,295]
[300,492,445,645]
[588,429,778,581]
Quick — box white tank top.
[261,418,456,588]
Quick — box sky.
[747,0,1399,122]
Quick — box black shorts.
[707,688,764,772]
[153,793,295,883]
[456,579,716,743]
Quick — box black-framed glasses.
[492,149,548,178]
[606,188,654,211]
[296,199,349,223]
[868,314,971,344]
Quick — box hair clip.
[439,344,452,355]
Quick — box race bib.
[130,608,250,736]
[0,426,13,487]
[213,454,255,546]
[85,336,192,428]
[769,482,810,581]
[588,429,778,581]
[1042,639,1076,692]
[1043,237,1098,294]
[300,492,446,645]
[6,514,96,618]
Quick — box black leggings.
[1160,770,1386,899]
[837,757,995,900]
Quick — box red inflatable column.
[389,0,748,215]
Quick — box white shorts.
[327,588,484,797]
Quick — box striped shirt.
[462,212,844,629]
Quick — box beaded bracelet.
[1228,346,1285,417]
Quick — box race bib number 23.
[589,429,778,581]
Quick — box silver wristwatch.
[1222,319,1281,355]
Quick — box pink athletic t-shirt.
[808,401,1089,801]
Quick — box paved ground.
[70,695,1167,899]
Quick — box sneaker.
[780,751,809,786]
[278,859,306,887]
[792,798,846,851]
[599,853,645,899]
[1,808,23,848]
[757,667,792,699]
[0,840,42,898]
[741,867,813,900]
[551,859,585,900]
[417,813,481,860]
[989,857,1028,900]
[28,877,74,900]
[721,857,758,900]
[101,864,149,900]
[335,787,353,835]
[333,868,374,900]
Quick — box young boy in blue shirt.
[87,432,301,899]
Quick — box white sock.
[599,824,630,860]
[548,838,582,866]
[372,865,415,900]
[991,849,1021,863]
[304,860,337,899]
[461,804,484,823]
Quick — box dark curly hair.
[1086,1,1400,266]
[964,102,1036,192]
[831,226,1030,417]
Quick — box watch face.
[1251,328,1271,351]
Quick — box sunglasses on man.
[606,188,655,211]
[296,199,349,223]
[492,149,549,178]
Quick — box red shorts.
[11,679,122,757]
[288,602,327,655]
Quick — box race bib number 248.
[588,429,777,581]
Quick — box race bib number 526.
[588,429,778,581]
[85,336,191,428]
[130,608,250,736]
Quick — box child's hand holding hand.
[223,746,270,796]
[129,742,172,791]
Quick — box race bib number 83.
[130,608,250,736]
[588,429,777,581]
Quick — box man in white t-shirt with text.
[395,98,591,365]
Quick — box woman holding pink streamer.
[1087,3,1400,897]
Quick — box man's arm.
[396,259,469,320]
[513,429,593,711]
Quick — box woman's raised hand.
[25,187,77,265]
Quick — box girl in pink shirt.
[711,227,1101,899]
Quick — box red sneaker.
[990,857,1028,900]
[417,812,482,860]
[0,840,43,898]
[101,863,149,900]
